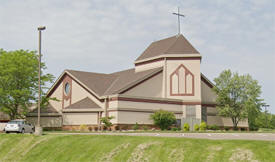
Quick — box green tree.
[150,110,176,130]
[213,70,262,130]
[0,49,54,119]
[255,111,275,129]
[100,116,114,129]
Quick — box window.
[170,64,194,96]
[64,82,70,95]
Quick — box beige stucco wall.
[182,105,201,119]
[117,100,183,112]
[49,82,63,112]
[26,116,62,127]
[196,105,202,119]
[63,113,98,125]
[207,116,248,127]
[108,111,118,124]
[0,112,9,121]
[49,79,104,112]
[135,60,164,72]
[201,81,216,103]
[166,59,201,101]
[116,111,153,124]
[207,107,218,115]
[71,80,104,108]
[123,72,163,98]
[109,100,118,109]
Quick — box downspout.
[164,57,167,98]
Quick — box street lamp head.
[38,26,46,31]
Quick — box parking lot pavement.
[48,132,275,141]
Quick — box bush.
[88,126,93,131]
[100,116,114,130]
[183,123,190,131]
[114,125,120,131]
[143,125,148,131]
[194,124,200,131]
[150,110,176,130]
[224,126,230,131]
[171,127,178,131]
[207,125,219,130]
[133,122,139,130]
[200,122,207,131]
[80,124,88,131]
[43,127,62,131]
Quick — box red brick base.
[61,124,158,131]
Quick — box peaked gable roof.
[30,104,58,113]
[136,34,200,62]
[65,97,100,109]
[47,67,163,100]
[67,70,117,96]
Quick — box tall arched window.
[170,64,194,96]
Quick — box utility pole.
[35,26,46,136]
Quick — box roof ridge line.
[103,76,120,95]
[163,34,180,54]
[115,67,163,94]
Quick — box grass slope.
[0,134,274,162]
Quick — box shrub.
[133,122,139,130]
[150,110,176,130]
[171,127,178,131]
[200,122,207,131]
[121,125,128,130]
[207,125,219,130]
[80,125,88,131]
[224,126,230,131]
[100,116,114,130]
[88,126,93,131]
[194,124,200,131]
[183,123,190,131]
[143,125,148,131]
[114,125,120,131]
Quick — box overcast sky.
[0,0,274,113]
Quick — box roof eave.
[134,54,201,65]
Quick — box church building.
[27,34,248,130]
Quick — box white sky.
[0,0,274,113]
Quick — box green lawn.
[0,134,274,162]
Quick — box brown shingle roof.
[66,67,163,97]
[65,97,100,109]
[104,67,163,95]
[67,70,117,96]
[30,104,58,113]
[136,34,199,61]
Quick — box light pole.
[35,26,46,135]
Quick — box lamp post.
[35,26,46,135]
